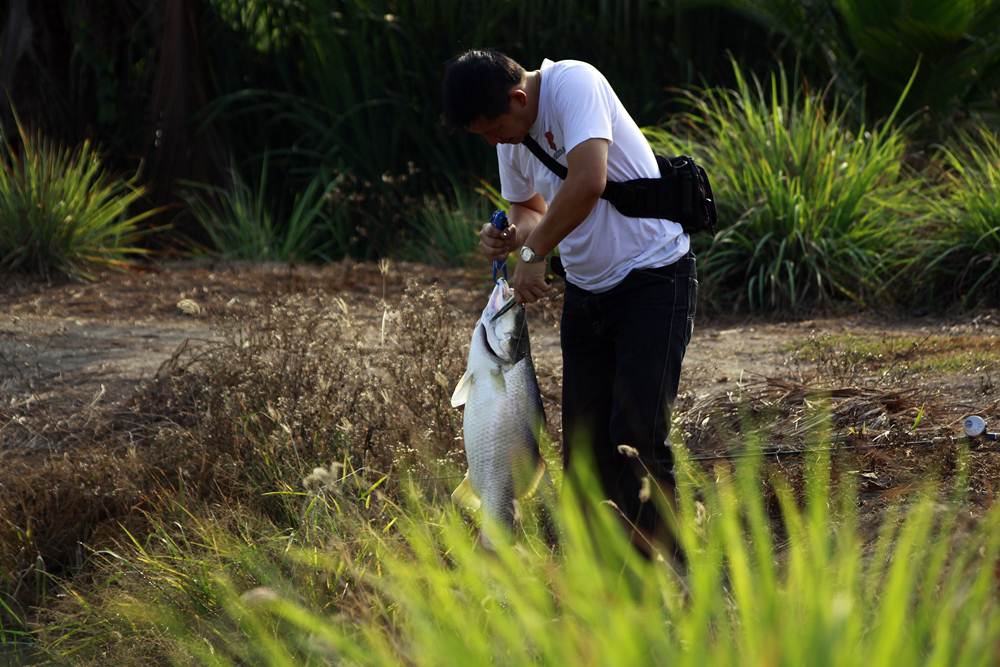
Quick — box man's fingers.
[479,240,516,261]
[515,281,550,304]
[484,239,511,251]
[529,284,550,300]
[482,221,515,234]
[517,289,541,304]
[480,222,519,259]
[481,223,514,239]
[480,240,509,261]
[479,233,504,248]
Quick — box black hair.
[441,49,525,130]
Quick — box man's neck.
[524,70,542,128]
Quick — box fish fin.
[488,366,507,392]
[450,370,473,408]
[451,473,481,510]
[517,459,548,500]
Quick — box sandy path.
[2,262,998,456]
[1,315,215,393]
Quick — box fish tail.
[451,473,481,510]
[480,487,516,547]
[518,459,548,500]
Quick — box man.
[442,49,697,558]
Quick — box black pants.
[560,253,697,541]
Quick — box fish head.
[480,279,527,364]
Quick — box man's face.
[467,112,527,147]
[466,87,531,146]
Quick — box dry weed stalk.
[1,282,471,618]
[680,375,945,458]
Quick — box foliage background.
[2,4,1000,658]
[1,0,998,305]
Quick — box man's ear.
[509,88,528,109]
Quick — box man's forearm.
[508,201,545,248]
[523,176,602,257]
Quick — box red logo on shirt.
[544,131,556,150]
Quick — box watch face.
[520,246,542,263]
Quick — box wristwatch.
[519,245,545,264]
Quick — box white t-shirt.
[497,59,689,293]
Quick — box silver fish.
[451,279,548,546]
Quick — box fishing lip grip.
[488,209,519,322]
[964,415,999,442]
[490,210,510,284]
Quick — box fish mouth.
[479,320,509,362]
[490,296,518,322]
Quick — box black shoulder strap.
[521,135,713,231]
[522,135,568,179]
[522,135,623,205]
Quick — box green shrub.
[724,0,1000,129]
[183,158,345,262]
[648,62,920,312]
[914,126,1000,307]
[403,184,493,267]
[197,0,778,258]
[0,122,153,280]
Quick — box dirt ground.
[2,260,998,666]
[2,260,1000,503]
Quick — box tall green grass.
[648,61,921,311]
[41,440,1000,665]
[0,121,154,280]
[183,159,347,262]
[913,126,1000,307]
[402,184,493,267]
[195,0,778,258]
[724,0,1000,128]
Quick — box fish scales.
[451,280,548,545]
[463,345,544,527]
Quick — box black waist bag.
[522,135,717,235]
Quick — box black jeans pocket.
[633,267,678,282]
[686,277,699,346]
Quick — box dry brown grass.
[675,372,1000,541]
[0,281,470,626]
[140,283,467,501]
[680,375,944,457]
[3,264,998,655]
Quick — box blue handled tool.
[488,209,519,321]
[490,209,509,283]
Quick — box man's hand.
[513,257,550,304]
[479,195,546,261]
[479,222,519,261]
